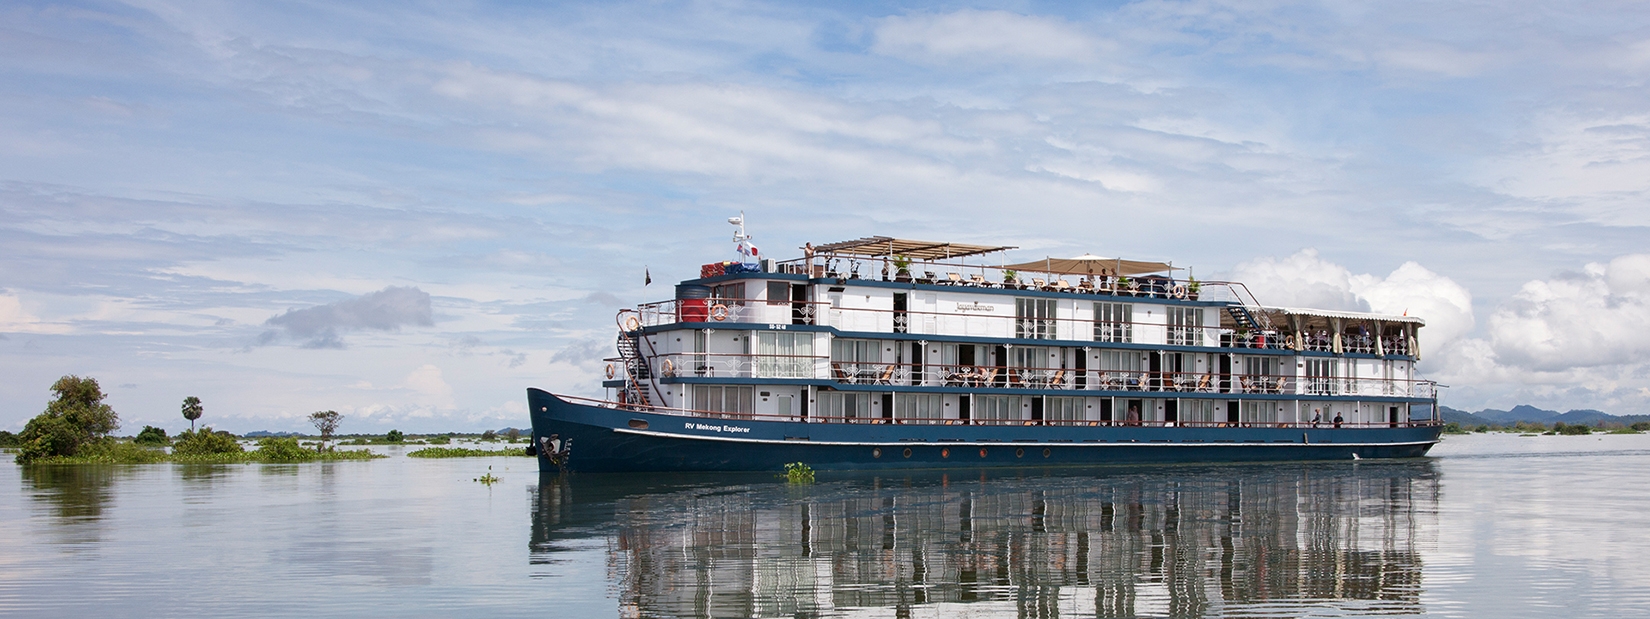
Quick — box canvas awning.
[1269,307,1426,326]
[810,236,1016,261]
[1000,254,1175,277]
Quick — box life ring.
[710,303,729,321]
[660,358,676,377]
[623,315,641,332]
[604,363,615,379]
[1171,285,1187,299]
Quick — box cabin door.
[893,293,908,333]
[792,284,810,325]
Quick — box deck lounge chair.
[875,364,896,385]
[947,273,964,285]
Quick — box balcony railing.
[616,353,1437,398]
[568,393,1442,428]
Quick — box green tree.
[16,375,121,463]
[385,429,404,443]
[309,410,342,451]
[134,425,169,446]
[181,396,203,431]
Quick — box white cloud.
[403,363,455,409]
[1474,113,1650,227]
[1487,254,1650,371]
[0,291,69,334]
[873,10,1103,63]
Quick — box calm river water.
[3,435,1649,618]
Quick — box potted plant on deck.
[1187,278,1201,300]
[893,254,913,282]
[1002,269,1018,287]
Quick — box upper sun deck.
[636,236,1425,358]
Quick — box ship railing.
[559,394,1442,428]
[641,351,830,379]
[636,297,1415,357]
[636,298,830,328]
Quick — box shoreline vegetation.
[1443,421,1650,436]
[6,374,532,466]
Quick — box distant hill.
[244,430,302,437]
[1445,404,1649,427]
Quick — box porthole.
[903,447,913,458]
[1015,448,1025,458]
[1043,448,1052,458]
[872,448,882,458]
[941,448,950,459]
[979,448,988,458]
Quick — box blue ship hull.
[528,388,1440,473]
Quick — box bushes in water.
[134,426,169,446]
[0,430,18,448]
[385,429,404,443]
[407,447,531,458]
[172,427,244,456]
[1553,422,1593,435]
[1443,423,1466,434]
[255,437,316,462]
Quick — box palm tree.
[182,396,203,431]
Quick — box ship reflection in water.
[532,461,1437,618]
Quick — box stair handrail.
[613,310,662,407]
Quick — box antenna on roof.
[729,211,757,261]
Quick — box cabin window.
[1093,302,1132,343]
[894,394,943,423]
[756,332,814,378]
[1179,399,1216,425]
[830,338,880,383]
[817,392,869,421]
[711,283,746,306]
[1305,358,1336,395]
[1045,397,1084,422]
[1240,400,1274,425]
[1167,307,1204,346]
[692,385,752,415]
[1015,298,1057,340]
[766,281,790,305]
[1098,350,1142,372]
[975,396,1023,423]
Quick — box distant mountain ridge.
[1440,404,1650,427]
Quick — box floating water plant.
[475,466,500,485]
[783,462,815,484]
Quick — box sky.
[2,0,1649,434]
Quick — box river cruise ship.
[529,220,1441,473]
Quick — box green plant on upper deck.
[1002,269,1017,283]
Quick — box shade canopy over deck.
[809,236,1017,261]
[1001,254,1176,277]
